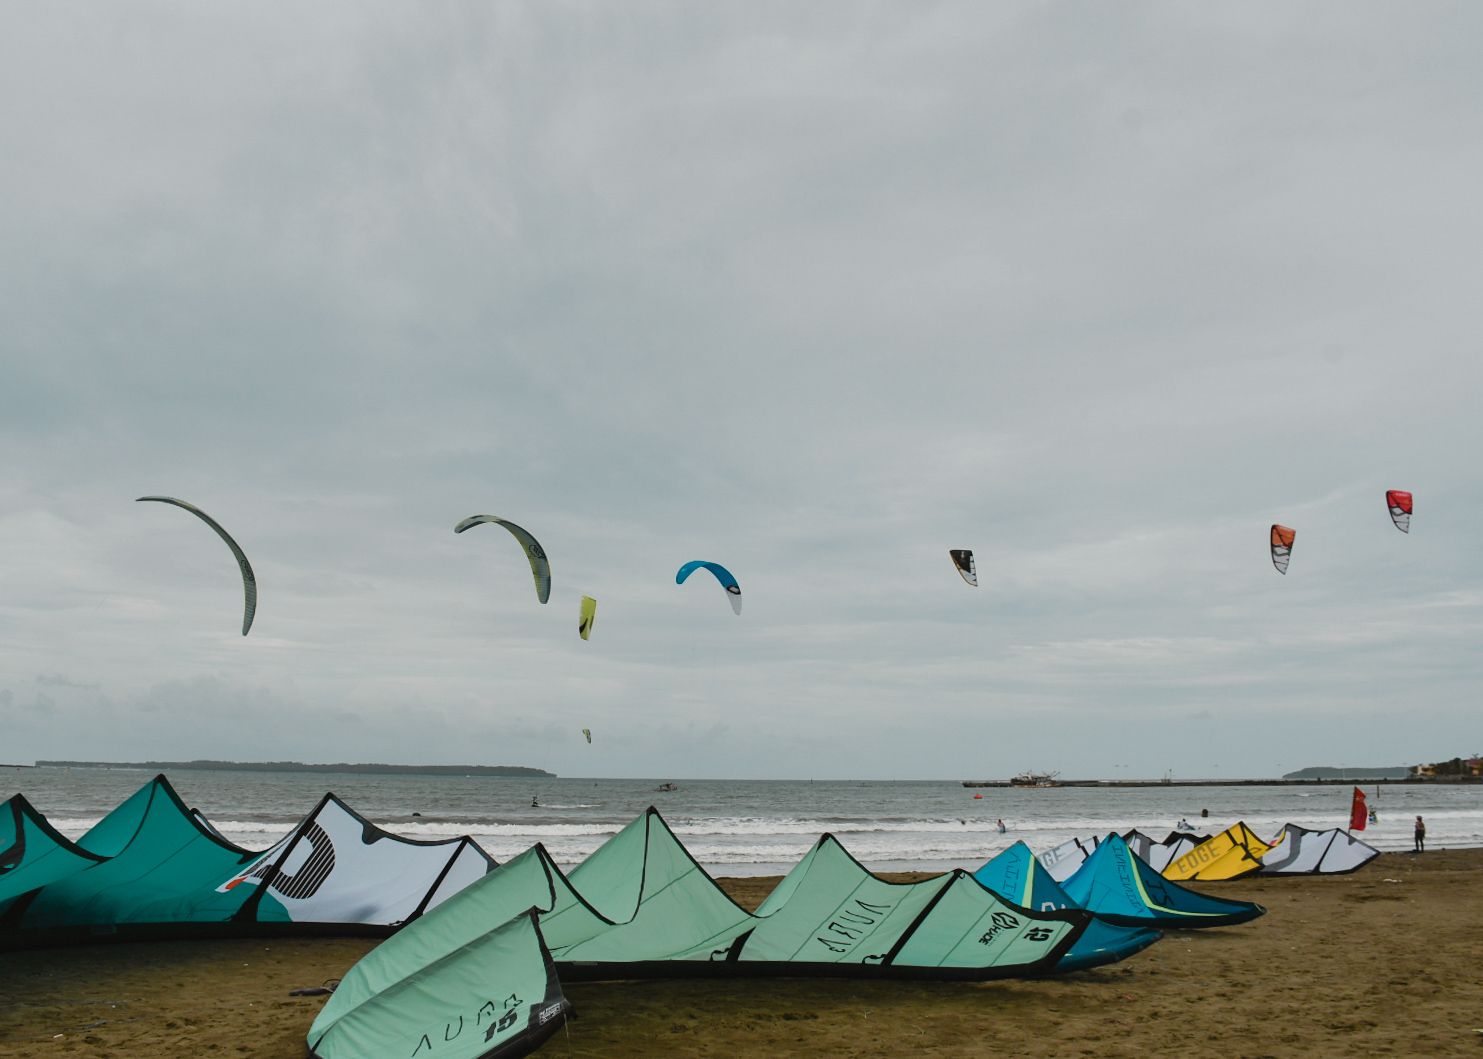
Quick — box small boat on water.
[1009,770,1061,788]
[655,782,678,792]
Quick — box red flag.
[1349,786,1368,831]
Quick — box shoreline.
[2,849,1480,1057]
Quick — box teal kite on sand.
[0,795,107,919]
[972,842,1161,973]
[17,775,260,933]
[1061,834,1265,929]
[978,836,1263,932]
[311,808,1163,1059]
[309,909,572,1059]
[974,841,1076,913]
[1,777,497,946]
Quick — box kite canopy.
[578,596,597,641]
[308,908,571,1059]
[1260,825,1380,875]
[974,842,1074,913]
[675,561,742,615]
[1036,836,1099,883]
[454,516,551,604]
[0,795,107,920]
[1163,822,1270,882]
[949,549,977,587]
[1122,830,1208,874]
[17,775,259,934]
[969,843,1165,973]
[1386,490,1413,533]
[1269,524,1295,575]
[1062,834,1265,929]
[217,793,495,927]
[311,806,1156,1059]
[581,728,592,744]
[2,778,497,948]
[136,496,257,635]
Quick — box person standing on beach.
[1414,815,1426,853]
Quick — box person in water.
[996,818,1006,834]
[1177,817,1192,830]
[531,797,539,808]
[1414,815,1426,853]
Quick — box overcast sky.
[2,3,1480,780]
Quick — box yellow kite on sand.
[1162,822,1271,882]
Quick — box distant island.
[1282,765,1411,780]
[36,759,555,778]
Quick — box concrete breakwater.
[961,776,1482,788]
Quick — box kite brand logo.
[1021,926,1055,942]
[1178,843,1221,871]
[977,911,1022,946]
[218,821,336,898]
[977,911,1021,946]
[409,994,523,1056]
[536,1002,566,1026]
[813,898,893,955]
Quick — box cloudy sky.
[2,3,1480,780]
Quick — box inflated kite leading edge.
[675,560,742,615]
[454,515,551,604]
[1386,490,1412,534]
[136,496,257,635]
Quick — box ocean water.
[7,766,1480,876]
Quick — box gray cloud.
[36,673,98,690]
[1,4,1480,777]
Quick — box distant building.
[1411,756,1483,778]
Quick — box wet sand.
[1,849,1480,1058]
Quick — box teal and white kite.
[676,561,741,615]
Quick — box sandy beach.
[2,849,1480,1058]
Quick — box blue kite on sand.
[1061,834,1265,929]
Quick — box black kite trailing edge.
[949,549,977,587]
[1269,524,1295,575]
